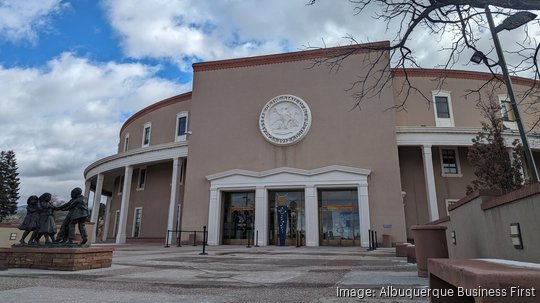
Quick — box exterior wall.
[444,185,540,263]
[393,71,540,130]
[119,97,191,153]
[183,50,407,243]
[106,162,177,240]
[432,146,475,217]
[398,146,429,238]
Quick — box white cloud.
[0,0,68,43]
[102,0,388,70]
[0,53,189,202]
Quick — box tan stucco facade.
[83,43,540,246]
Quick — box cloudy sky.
[1,0,538,206]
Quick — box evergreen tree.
[0,150,20,222]
[466,97,524,195]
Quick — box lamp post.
[471,5,539,183]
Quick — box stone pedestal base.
[0,246,113,271]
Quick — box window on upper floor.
[118,175,125,195]
[445,199,460,215]
[440,147,462,177]
[175,112,189,142]
[432,91,455,127]
[137,168,146,190]
[124,133,130,152]
[142,122,151,147]
[499,95,518,130]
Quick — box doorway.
[319,189,360,246]
[268,190,305,246]
[222,191,255,245]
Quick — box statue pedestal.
[0,246,113,271]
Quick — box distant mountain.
[16,205,27,214]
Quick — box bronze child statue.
[56,187,89,245]
[35,193,57,244]
[18,195,40,244]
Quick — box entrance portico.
[206,165,371,247]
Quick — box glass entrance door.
[222,192,255,245]
[268,190,305,246]
[319,189,360,246]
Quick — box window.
[142,122,151,147]
[432,91,454,127]
[137,168,146,190]
[118,175,125,195]
[175,112,189,142]
[124,133,129,152]
[133,207,143,238]
[440,147,462,177]
[113,210,120,237]
[445,199,460,215]
[179,158,186,185]
[499,95,517,130]
[435,96,450,118]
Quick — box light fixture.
[510,223,523,249]
[470,51,485,64]
[451,230,456,245]
[494,11,537,33]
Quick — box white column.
[90,173,104,243]
[84,180,91,201]
[207,188,221,245]
[116,165,133,244]
[102,196,111,242]
[166,158,182,246]
[358,184,371,247]
[304,186,319,246]
[254,186,268,246]
[422,145,439,221]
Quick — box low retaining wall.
[435,184,540,263]
[0,246,113,271]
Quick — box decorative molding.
[207,165,371,183]
[84,142,188,179]
[193,41,390,72]
[120,92,192,134]
[396,126,540,149]
[392,68,539,87]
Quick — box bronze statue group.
[17,187,89,246]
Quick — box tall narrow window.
[435,96,450,118]
[445,199,459,215]
[117,175,125,195]
[432,91,455,127]
[137,168,146,190]
[133,207,142,237]
[113,210,120,237]
[440,147,462,176]
[142,122,151,147]
[175,112,189,142]
[124,133,129,152]
[499,95,517,130]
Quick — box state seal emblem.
[259,95,312,146]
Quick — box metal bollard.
[199,226,208,255]
[177,230,181,247]
[165,230,170,248]
[246,230,251,248]
[193,231,197,246]
[254,230,259,247]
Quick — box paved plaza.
[0,245,428,302]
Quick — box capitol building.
[83,41,540,247]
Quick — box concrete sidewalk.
[0,245,428,302]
